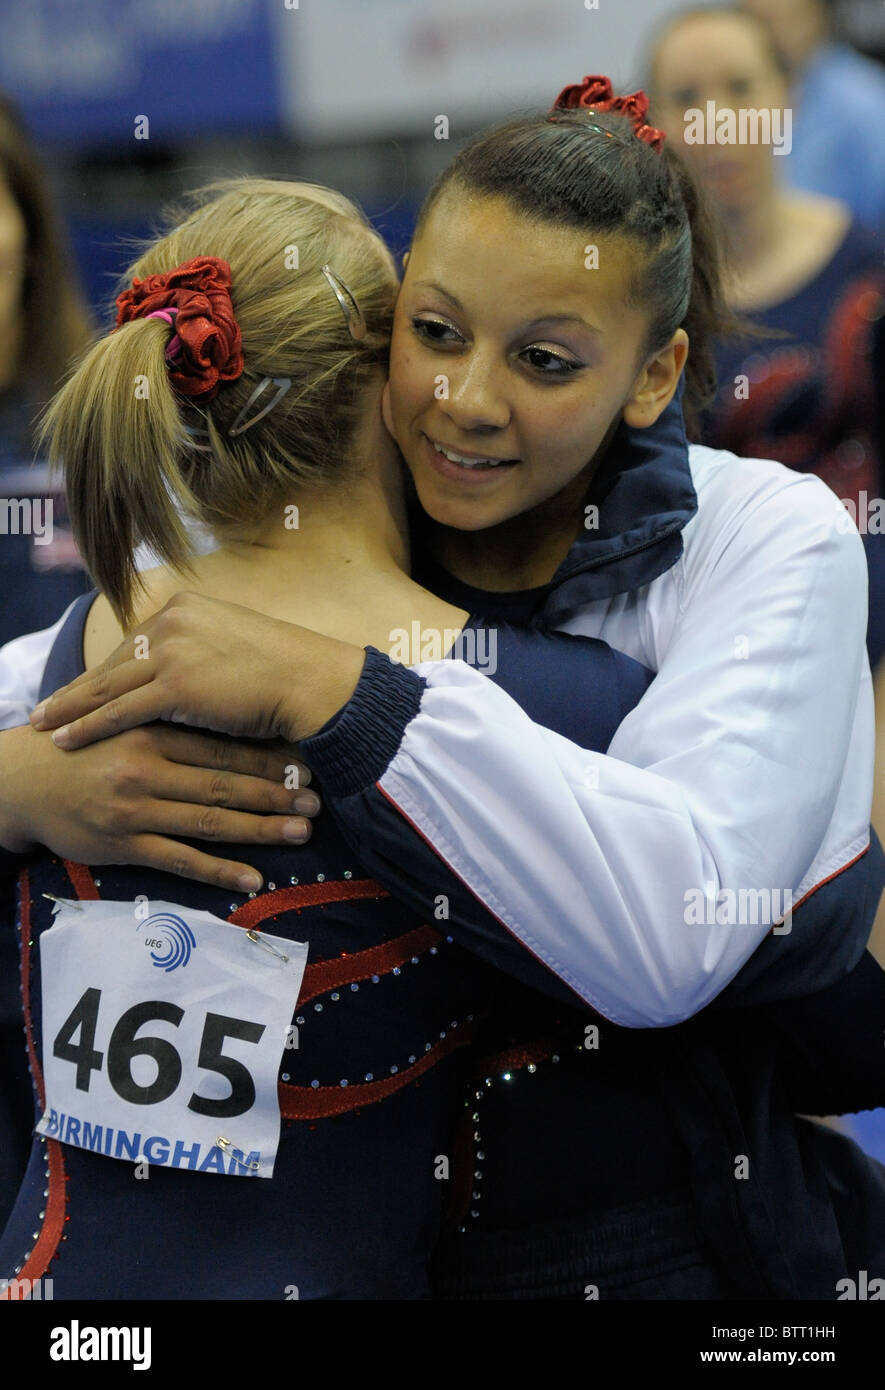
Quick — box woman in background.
[0,94,91,467]
[0,94,94,640]
[650,5,885,672]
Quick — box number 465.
[53,987,265,1119]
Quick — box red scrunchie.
[115,256,244,403]
[552,74,666,154]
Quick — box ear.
[622,330,690,429]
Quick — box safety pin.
[246,929,289,963]
[215,1136,261,1172]
[42,893,84,911]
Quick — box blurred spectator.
[741,0,885,230]
[0,95,91,462]
[0,94,92,1236]
[651,5,885,678]
[0,95,93,646]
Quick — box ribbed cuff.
[299,646,426,797]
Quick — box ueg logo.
[50,1321,151,1371]
[388,621,498,674]
[139,912,196,972]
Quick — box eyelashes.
[410,316,585,379]
[411,316,458,344]
[521,347,582,376]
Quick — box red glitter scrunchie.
[114,255,245,403]
[551,74,666,154]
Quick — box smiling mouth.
[430,438,520,470]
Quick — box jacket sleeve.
[0,608,70,731]
[302,467,878,1027]
[301,628,657,1007]
[0,617,70,881]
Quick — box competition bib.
[36,898,308,1179]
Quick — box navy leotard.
[0,599,500,1300]
[0,592,655,1300]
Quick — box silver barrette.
[322,264,367,342]
[228,377,293,437]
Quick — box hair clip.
[227,376,293,438]
[322,264,367,342]
[182,422,214,453]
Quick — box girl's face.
[384,191,685,535]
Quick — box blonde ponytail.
[39,178,399,628]
[40,316,198,627]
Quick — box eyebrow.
[411,280,604,337]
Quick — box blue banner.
[0,0,282,148]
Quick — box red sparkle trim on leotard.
[473,1038,560,1078]
[57,863,457,1120]
[227,878,456,1111]
[62,860,100,900]
[0,868,68,1299]
[227,878,391,926]
[278,1022,477,1119]
[225,880,443,1002]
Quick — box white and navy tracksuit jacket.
[295,383,882,1027]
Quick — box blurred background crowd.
[1,0,884,1157]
